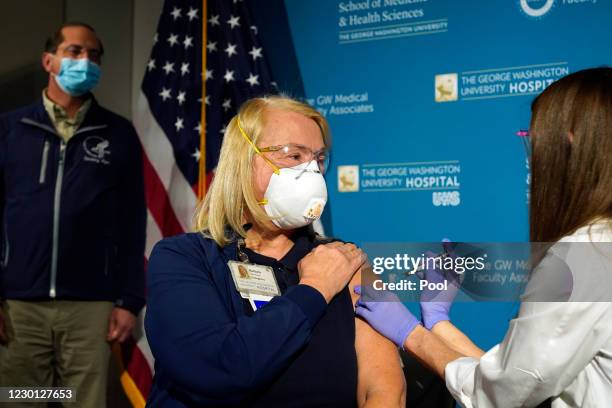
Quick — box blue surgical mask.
[53,58,101,96]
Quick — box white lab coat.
[445,221,612,408]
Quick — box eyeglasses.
[516,129,531,160]
[237,117,330,174]
[56,45,102,63]
[259,144,330,174]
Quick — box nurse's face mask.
[237,117,329,230]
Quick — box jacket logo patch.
[83,136,111,165]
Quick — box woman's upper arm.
[350,266,406,408]
[145,237,248,402]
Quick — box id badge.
[228,261,281,299]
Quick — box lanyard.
[236,237,250,263]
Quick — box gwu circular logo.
[519,0,555,18]
[83,136,111,165]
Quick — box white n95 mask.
[262,160,327,229]
[236,116,328,230]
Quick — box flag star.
[175,117,184,131]
[227,15,240,29]
[204,68,213,81]
[250,25,258,34]
[224,43,237,57]
[249,46,263,60]
[162,61,175,75]
[222,99,232,111]
[183,36,194,49]
[194,123,202,134]
[187,7,199,21]
[170,7,182,20]
[167,33,179,46]
[147,58,156,71]
[159,88,171,101]
[206,41,217,53]
[246,73,259,87]
[180,62,190,75]
[209,14,220,26]
[153,33,158,44]
[271,81,278,89]
[191,148,201,162]
[177,91,186,105]
[224,70,235,82]
[220,125,227,135]
[204,95,210,105]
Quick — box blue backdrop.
[256,0,611,350]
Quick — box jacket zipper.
[1,228,8,268]
[49,140,67,298]
[39,140,50,184]
[104,246,109,276]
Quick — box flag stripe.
[145,209,164,259]
[142,150,185,237]
[134,92,197,232]
[136,330,155,373]
[124,340,154,399]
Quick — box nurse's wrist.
[422,313,450,331]
[397,319,422,350]
[421,303,451,330]
[403,324,428,352]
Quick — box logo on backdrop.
[338,165,360,192]
[518,0,598,18]
[435,74,458,102]
[83,136,111,165]
[337,161,461,207]
[519,0,555,18]
[434,62,570,103]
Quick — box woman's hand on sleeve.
[299,242,367,303]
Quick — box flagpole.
[198,0,208,199]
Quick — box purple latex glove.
[420,243,462,330]
[354,285,421,349]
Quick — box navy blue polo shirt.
[240,230,358,407]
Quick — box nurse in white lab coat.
[355,67,612,408]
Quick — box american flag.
[125,0,276,405]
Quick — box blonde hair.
[194,95,331,246]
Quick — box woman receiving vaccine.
[145,96,405,407]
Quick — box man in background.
[0,22,145,407]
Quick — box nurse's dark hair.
[529,67,612,242]
[44,22,104,56]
